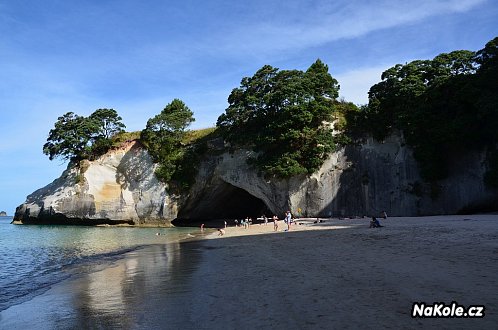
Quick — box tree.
[474,37,498,187]
[217,65,279,146]
[43,109,126,162]
[88,108,126,139]
[216,60,340,177]
[141,99,195,182]
[88,108,126,156]
[43,112,94,161]
[357,37,498,183]
[475,37,498,70]
[473,37,498,145]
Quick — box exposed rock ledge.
[14,135,498,226]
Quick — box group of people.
[233,215,276,228]
[205,209,387,234]
[202,209,389,236]
[213,211,296,234]
[234,217,252,229]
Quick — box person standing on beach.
[273,216,279,231]
[284,211,292,231]
[200,223,205,232]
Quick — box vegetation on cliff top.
[216,59,348,177]
[43,37,498,189]
[349,36,498,186]
[43,108,126,162]
[139,99,194,183]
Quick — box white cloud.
[209,0,488,56]
[335,65,393,105]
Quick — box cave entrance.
[174,182,271,225]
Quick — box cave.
[173,182,271,225]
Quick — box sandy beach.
[1,215,497,329]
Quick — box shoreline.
[1,215,497,328]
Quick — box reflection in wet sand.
[0,241,203,329]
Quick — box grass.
[111,131,142,147]
[182,127,218,144]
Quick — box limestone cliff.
[14,134,498,226]
[13,141,175,226]
[178,133,498,220]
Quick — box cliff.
[13,141,176,226]
[178,134,497,220]
[13,134,498,226]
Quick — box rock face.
[178,134,498,220]
[14,135,498,226]
[13,141,175,226]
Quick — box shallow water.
[0,241,206,329]
[0,216,202,312]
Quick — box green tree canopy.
[356,37,498,183]
[89,108,126,139]
[43,109,126,162]
[87,108,127,156]
[217,59,340,177]
[140,99,195,183]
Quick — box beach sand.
[1,215,497,329]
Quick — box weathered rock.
[14,134,498,226]
[13,141,175,226]
[179,133,498,219]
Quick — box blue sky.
[1,0,497,215]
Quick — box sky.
[0,0,497,215]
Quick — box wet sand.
[1,215,498,329]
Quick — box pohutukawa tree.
[43,108,126,162]
[216,59,341,178]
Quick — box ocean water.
[0,216,200,312]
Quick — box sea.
[0,216,201,313]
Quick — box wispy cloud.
[202,0,488,57]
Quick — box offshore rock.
[13,141,174,226]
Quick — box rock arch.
[175,181,271,223]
